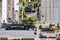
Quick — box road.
[34,24,40,40]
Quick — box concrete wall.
[14,0,19,23]
[2,0,8,23]
[41,0,60,24]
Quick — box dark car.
[25,7,32,12]
[42,28,54,31]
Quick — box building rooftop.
[0,30,35,38]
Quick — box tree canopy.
[0,0,2,2]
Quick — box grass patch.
[31,18,36,22]
[24,17,29,20]
[44,26,50,28]
[10,26,17,28]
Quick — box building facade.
[14,0,19,23]
[41,0,60,24]
[0,30,35,40]
[2,0,20,23]
[2,0,8,23]
[0,2,2,20]
[8,0,14,23]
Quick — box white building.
[0,30,35,40]
[14,0,19,23]
[41,0,60,24]
[2,0,8,23]
[2,0,20,23]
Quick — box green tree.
[0,0,2,2]
[39,25,42,29]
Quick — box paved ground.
[34,24,40,40]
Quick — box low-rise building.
[0,30,35,40]
[41,0,60,24]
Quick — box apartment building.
[14,0,19,23]
[2,0,8,23]
[41,0,60,24]
[2,0,20,23]
[0,30,35,40]
[8,0,14,23]
[0,3,2,20]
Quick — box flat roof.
[0,30,35,38]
